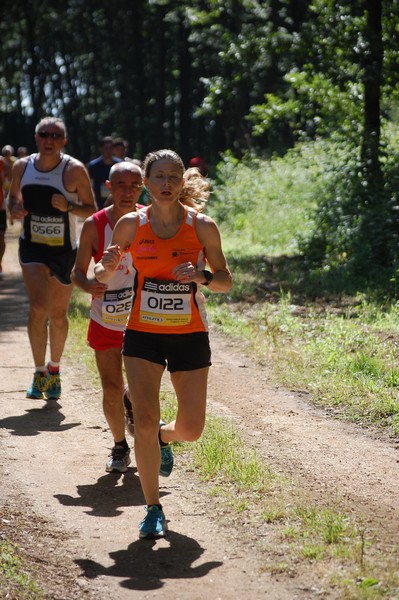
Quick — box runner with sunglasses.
[8,116,97,400]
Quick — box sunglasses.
[37,131,64,139]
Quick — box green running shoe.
[45,369,61,400]
[26,371,48,399]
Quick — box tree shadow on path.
[76,530,222,592]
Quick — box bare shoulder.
[80,213,97,231]
[116,211,139,230]
[195,212,219,235]
[64,155,87,175]
[114,211,138,250]
[196,212,217,226]
[63,155,92,193]
[78,215,98,246]
[12,157,29,175]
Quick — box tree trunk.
[361,0,382,185]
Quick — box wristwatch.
[67,201,75,212]
[201,270,213,286]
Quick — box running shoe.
[123,385,134,437]
[105,446,131,473]
[139,505,168,539]
[45,369,61,400]
[26,371,48,399]
[159,420,174,477]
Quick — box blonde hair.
[180,167,210,211]
[143,149,209,212]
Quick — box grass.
[0,540,41,598]
[206,292,399,435]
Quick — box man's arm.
[71,219,108,298]
[7,159,28,219]
[61,160,97,218]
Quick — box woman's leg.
[161,367,209,444]
[123,355,165,505]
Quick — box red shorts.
[87,319,124,351]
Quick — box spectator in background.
[0,155,5,278]
[112,138,130,160]
[2,146,17,226]
[189,156,208,177]
[87,136,121,210]
[17,146,28,158]
[2,145,16,193]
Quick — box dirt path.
[1,223,399,599]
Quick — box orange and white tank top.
[126,205,209,333]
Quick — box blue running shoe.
[45,369,61,400]
[159,420,174,477]
[139,505,167,539]
[26,371,48,399]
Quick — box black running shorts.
[0,210,6,232]
[19,238,77,285]
[122,329,212,373]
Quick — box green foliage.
[210,132,399,281]
[249,0,399,159]
[209,143,326,255]
[0,540,41,598]
[249,71,363,142]
[301,129,399,277]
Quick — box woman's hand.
[101,244,122,272]
[172,262,205,284]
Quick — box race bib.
[102,287,132,326]
[30,214,65,246]
[139,278,192,327]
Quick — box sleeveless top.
[126,205,209,334]
[19,153,79,253]
[0,159,4,210]
[90,208,135,331]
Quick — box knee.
[177,420,205,442]
[50,310,68,328]
[29,302,47,322]
[183,429,203,443]
[102,381,123,407]
[135,415,160,440]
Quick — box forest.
[1,0,399,276]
